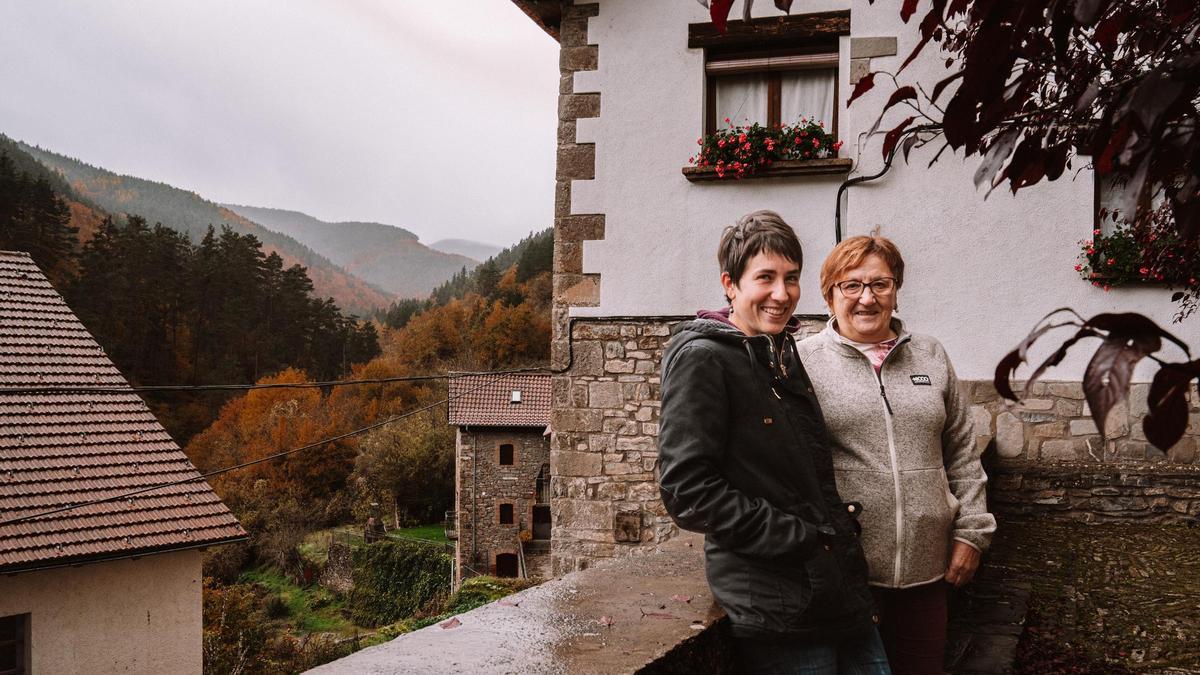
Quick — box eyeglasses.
[834,277,896,298]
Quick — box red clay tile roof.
[0,251,246,573]
[447,372,550,427]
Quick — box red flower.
[1074,264,1083,272]
[718,139,726,147]
[1139,267,1149,275]
[1087,247,1095,255]
[812,138,820,148]
[833,140,843,151]
[1106,258,1115,266]
[738,133,747,143]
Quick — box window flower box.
[683,118,851,182]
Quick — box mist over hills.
[17,140,392,314]
[221,203,478,299]
[429,238,502,262]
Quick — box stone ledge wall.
[988,463,1200,522]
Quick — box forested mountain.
[0,141,381,444]
[429,238,501,262]
[221,203,476,298]
[15,141,392,314]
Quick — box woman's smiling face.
[831,253,896,343]
[721,251,801,336]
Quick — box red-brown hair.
[819,235,905,306]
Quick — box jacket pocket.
[898,467,955,585]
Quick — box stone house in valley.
[0,251,246,675]
[448,372,552,585]
[511,0,1200,576]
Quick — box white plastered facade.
[567,0,1195,381]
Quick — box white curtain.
[780,69,835,127]
[715,73,769,127]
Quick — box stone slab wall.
[455,427,549,580]
[971,380,1200,522]
[550,317,827,575]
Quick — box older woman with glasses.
[796,234,996,675]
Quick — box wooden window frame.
[692,11,849,139]
[704,49,840,136]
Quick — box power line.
[0,380,491,528]
[0,365,550,396]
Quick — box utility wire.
[0,380,490,528]
[0,365,550,396]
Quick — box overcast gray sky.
[0,0,560,248]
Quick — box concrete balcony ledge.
[307,532,733,674]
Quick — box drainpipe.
[471,429,478,573]
[834,125,943,243]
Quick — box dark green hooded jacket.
[658,313,877,640]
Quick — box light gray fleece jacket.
[796,320,996,588]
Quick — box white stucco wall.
[567,0,1196,381]
[0,549,203,674]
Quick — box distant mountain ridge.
[430,238,501,262]
[17,141,393,314]
[221,203,476,298]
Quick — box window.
[0,614,29,675]
[706,49,838,135]
[498,503,515,525]
[498,443,515,466]
[495,552,519,578]
[1095,167,1165,235]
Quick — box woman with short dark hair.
[658,211,889,674]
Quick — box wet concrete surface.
[306,532,724,674]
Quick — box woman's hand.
[945,541,980,587]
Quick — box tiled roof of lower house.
[448,372,551,427]
[0,251,246,574]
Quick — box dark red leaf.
[1043,142,1071,181]
[847,72,876,106]
[1027,327,1099,396]
[993,350,1023,401]
[1083,333,1159,436]
[883,86,918,114]
[1085,313,1190,356]
[1143,364,1196,451]
[901,0,919,22]
[882,117,916,160]
[973,128,1019,189]
[774,0,793,12]
[899,9,942,73]
[901,134,921,163]
[1073,0,1108,25]
[931,70,964,103]
[947,0,970,16]
[710,0,735,33]
[1172,292,1185,302]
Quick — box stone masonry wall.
[456,427,549,580]
[550,317,827,575]
[550,319,1200,573]
[970,380,1200,522]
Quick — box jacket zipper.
[874,339,908,586]
[846,335,909,586]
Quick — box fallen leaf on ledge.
[599,615,614,627]
[440,617,462,630]
[671,594,692,603]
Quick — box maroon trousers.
[870,582,949,675]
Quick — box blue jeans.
[735,627,892,675]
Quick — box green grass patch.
[238,567,356,635]
[393,523,448,543]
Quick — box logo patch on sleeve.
[910,374,932,386]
